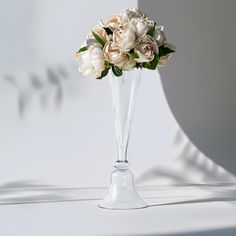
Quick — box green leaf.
[103,27,113,36]
[144,13,148,19]
[112,65,122,77]
[147,22,156,36]
[143,55,159,70]
[159,46,175,57]
[105,60,112,67]
[128,52,139,59]
[135,63,142,69]
[96,67,109,79]
[77,46,88,53]
[92,31,105,46]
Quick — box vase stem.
[110,69,141,164]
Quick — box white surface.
[1,185,236,236]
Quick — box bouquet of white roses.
[76,8,175,79]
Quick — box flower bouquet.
[76,8,175,210]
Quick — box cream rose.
[104,41,136,70]
[104,15,122,30]
[158,54,172,67]
[103,41,129,68]
[122,55,136,70]
[157,43,176,67]
[104,41,126,68]
[134,35,158,63]
[93,25,110,42]
[113,23,136,52]
[77,44,105,78]
[130,18,149,38]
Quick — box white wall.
[139,0,236,177]
[0,0,235,190]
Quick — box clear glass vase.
[98,69,148,210]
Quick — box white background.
[0,0,235,189]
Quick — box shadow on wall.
[138,0,236,176]
[137,129,236,185]
[2,64,79,118]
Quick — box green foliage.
[128,52,139,59]
[159,46,175,57]
[112,65,123,77]
[92,31,105,46]
[103,27,113,36]
[96,67,110,79]
[77,46,88,53]
[143,55,159,70]
[147,22,156,36]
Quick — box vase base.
[98,199,148,210]
[98,164,148,210]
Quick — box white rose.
[121,8,144,23]
[153,25,166,46]
[113,23,136,52]
[77,44,105,78]
[130,18,149,38]
[79,33,97,49]
[134,35,158,63]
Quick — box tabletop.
[1,184,236,236]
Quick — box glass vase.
[98,69,148,210]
